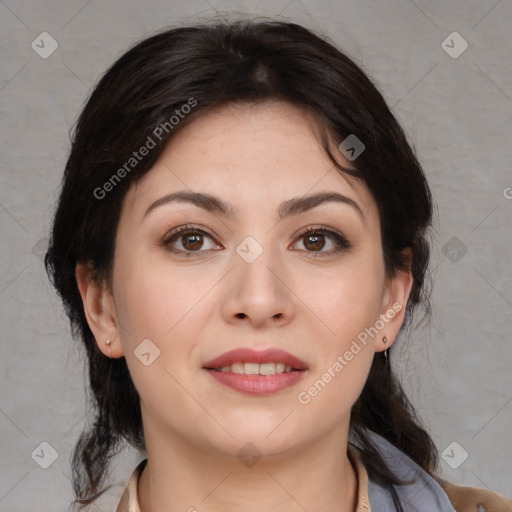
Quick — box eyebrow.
[143,190,365,224]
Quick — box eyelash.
[161,224,352,257]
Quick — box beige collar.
[116,444,372,512]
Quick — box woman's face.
[82,100,412,459]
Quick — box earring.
[106,340,111,358]
[383,336,388,362]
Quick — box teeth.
[231,362,244,374]
[259,362,275,375]
[214,362,296,375]
[244,362,260,375]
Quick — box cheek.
[292,251,383,410]
[296,292,377,423]
[111,252,217,391]
[112,259,207,426]
[294,331,374,443]
[113,248,211,340]
[293,254,385,345]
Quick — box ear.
[375,247,414,354]
[75,263,124,358]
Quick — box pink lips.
[203,348,308,370]
[202,348,308,396]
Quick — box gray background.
[1,0,511,510]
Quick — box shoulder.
[434,476,512,512]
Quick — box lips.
[203,348,308,371]
[203,347,309,396]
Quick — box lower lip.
[204,369,307,396]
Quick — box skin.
[76,100,413,512]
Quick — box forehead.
[124,101,377,224]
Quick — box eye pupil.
[183,233,203,250]
[304,234,325,251]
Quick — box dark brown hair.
[45,17,437,511]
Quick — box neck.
[137,423,359,512]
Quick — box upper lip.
[203,348,308,370]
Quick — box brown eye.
[293,226,352,257]
[162,225,221,256]
[181,232,204,251]
[303,233,326,251]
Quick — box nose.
[221,248,294,329]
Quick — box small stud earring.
[383,336,388,362]
[106,340,111,358]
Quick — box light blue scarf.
[349,429,457,511]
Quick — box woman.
[45,18,512,512]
